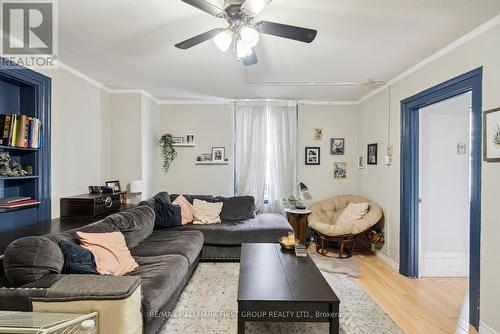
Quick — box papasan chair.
[308,195,383,258]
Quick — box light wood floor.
[354,253,478,334]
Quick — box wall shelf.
[195,161,229,165]
[0,145,39,152]
[0,175,39,181]
[173,143,196,147]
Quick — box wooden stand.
[314,231,356,259]
[283,208,311,244]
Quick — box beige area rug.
[308,251,362,278]
[161,263,403,334]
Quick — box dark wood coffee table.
[237,243,340,333]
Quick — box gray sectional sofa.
[0,193,292,334]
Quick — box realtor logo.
[0,0,58,68]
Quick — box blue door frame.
[400,67,482,329]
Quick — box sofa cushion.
[130,230,203,265]
[170,194,214,204]
[128,254,188,322]
[154,197,182,228]
[170,213,292,245]
[101,205,155,248]
[3,236,64,286]
[59,240,98,275]
[214,196,255,222]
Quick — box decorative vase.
[371,243,376,252]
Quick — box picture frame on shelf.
[212,147,225,162]
[201,153,212,161]
[334,162,347,179]
[367,143,378,165]
[330,138,345,155]
[105,180,121,193]
[186,134,196,145]
[305,147,320,165]
[483,107,500,162]
[172,137,184,144]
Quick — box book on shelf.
[0,196,31,204]
[0,114,41,148]
[0,198,40,208]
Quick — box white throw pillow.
[337,203,369,225]
[192,199,223,225]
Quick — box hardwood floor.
[354,253,478,334]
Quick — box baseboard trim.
[480,321,500,334]
[375,250,400,272]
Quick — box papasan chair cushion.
[308,195,383,237]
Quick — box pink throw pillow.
[77,231,138,276]
[172,195,194,225]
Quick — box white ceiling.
[59,0,500,101]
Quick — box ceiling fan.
[175,0,317,66]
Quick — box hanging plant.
[159,134,177,174]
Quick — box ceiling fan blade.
[175,28,224,49]
[256,21,317,43]
[242,0,272,16]
[180,0,226,17]
[242,49,258,66]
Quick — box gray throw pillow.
[3,236,64,286]
[214,196,256,222]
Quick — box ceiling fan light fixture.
[236,40,253,58]
[239,26,259,48]
[213,29,234,52]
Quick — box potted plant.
[367,228,384,252]
[159,134,177,174]
[282,195,306,210]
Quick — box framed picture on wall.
[484,107,500,162]
[334,162,347,179]
[305,147,320,165]
[367,143,378,165]
[330,138,345,155]
[358,155,365,169]
[172,137,184,144]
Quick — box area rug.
[308,251,362,278]
[161,263,403,334]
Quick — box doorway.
[400,67,482,329]
[419,92,471,278]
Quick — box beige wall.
[356,23,500,332]
[153,104,235,197]
[298,104,359,204]
[141,94,160,200]
[39,68,110,218]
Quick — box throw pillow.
[172,195,194,225]
[77,231,138,276]
[192,199,223,225]
[337,203,369,225]
[214,196,255,222]
[59,240,99,275]
[154,196,182,228]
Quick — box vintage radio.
[60,193,121,218]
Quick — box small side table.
[283,208,312,245]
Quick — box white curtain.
[267,100,298,213]
[235,100,297,213]
[235,101,268,211]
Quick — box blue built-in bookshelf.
[0,59,51,233]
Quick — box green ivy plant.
[159,134,177,174]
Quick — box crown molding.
[357,13,500,104]
[299,100,357,106]
[156,99,233,105]
[58,61,111,93]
